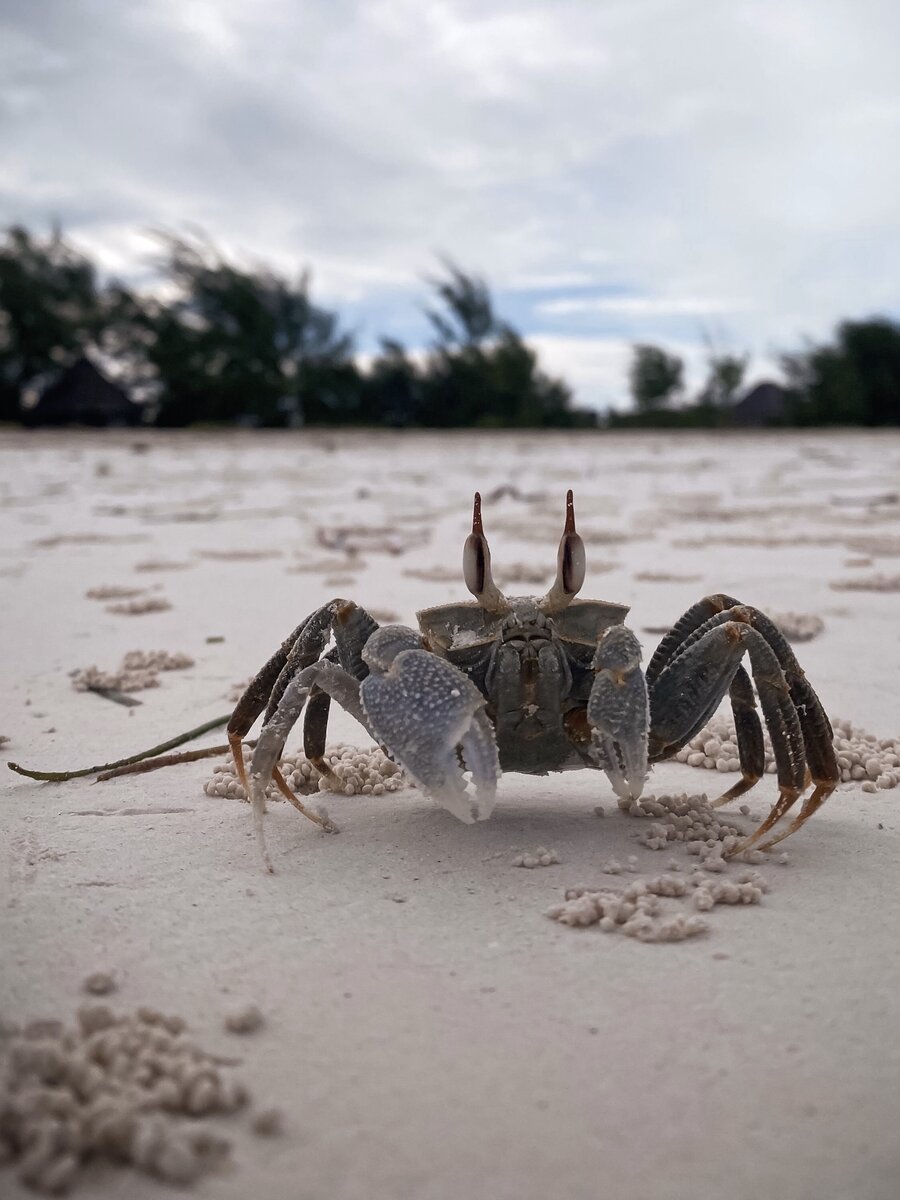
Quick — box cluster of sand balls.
[72,650,194,694]
[512,847,560,869]
[548,790,780,942]
[0,998,258,1193]
[616,790,783,864]
[204,742,407,802]
[120,650,194,674]
[546,866,768,942]
[673,714,900,791]
[832,718,900,791]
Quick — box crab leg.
[648,620,814,853]
[227,614,313,791]
[648,594,838,848]
[269,767,336,831]
[227,599,378,790]
[266,601,378,722]
[712,665,766,806]
[302,684,338,786]
[248,659,376,871]
[746,781,833,853]
[650,659,767,806]
[649,594,836,781]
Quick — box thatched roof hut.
[23,357,141,427]
[731,381,788,427]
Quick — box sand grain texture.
[2,429,899,1200]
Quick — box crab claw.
[587,626,649,801]
[361,630,499,823]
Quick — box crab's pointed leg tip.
[472,492,483,533]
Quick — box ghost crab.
[229,492,839,871]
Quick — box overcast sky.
[2,0,899,409]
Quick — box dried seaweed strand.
[95,742,249,781]
[6,715,231,782]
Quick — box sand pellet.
[251,1108,284,1138]
[548,790,777,942]
[0,1003,255,1194]
[224,1006,264,1035]
[512,847,560,869]
[674,714,899,791]
[548,857,769,942]
[205,742,407,802]
[81,973,116,997]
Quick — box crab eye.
[541,489,586,613]
[463,492,508,613]
[559,527,586,596]
[464,532,488,595]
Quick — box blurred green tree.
[149,234,357,426]
[782,318,900,426]
[0,226,104,420]
[628,344,684,413]
[361,339,423,427]
[416,263,576,427]
[699,352,748,409]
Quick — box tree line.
[0,227,586,429]
[1,224,898,427]
[615,324,900,428]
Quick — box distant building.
[22,357,142,428]
[731,381,789,427]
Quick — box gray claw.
[360,646,499,823]
[458,709,499,821]
[588,626,649,800]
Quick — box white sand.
[2,428,899,1199]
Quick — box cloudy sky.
[3,0,899,409]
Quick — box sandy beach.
[2,427,899,1200]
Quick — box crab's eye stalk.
[541,489,586,613]
[464,492,508,614]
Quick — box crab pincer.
[360,626,499,824]
[587,625,650,801]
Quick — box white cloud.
[527,336,635,411]
[526,334,720,412]
[536,296,746,318]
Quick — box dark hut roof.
[731,381,788,427]
[24,357,140,428]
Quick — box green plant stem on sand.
[6,715,231,783]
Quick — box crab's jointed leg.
[647,596,838,853]
[714,665,767,806]
[248,656,376,871]
[648,594,836,782]
[227,599,378,791]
